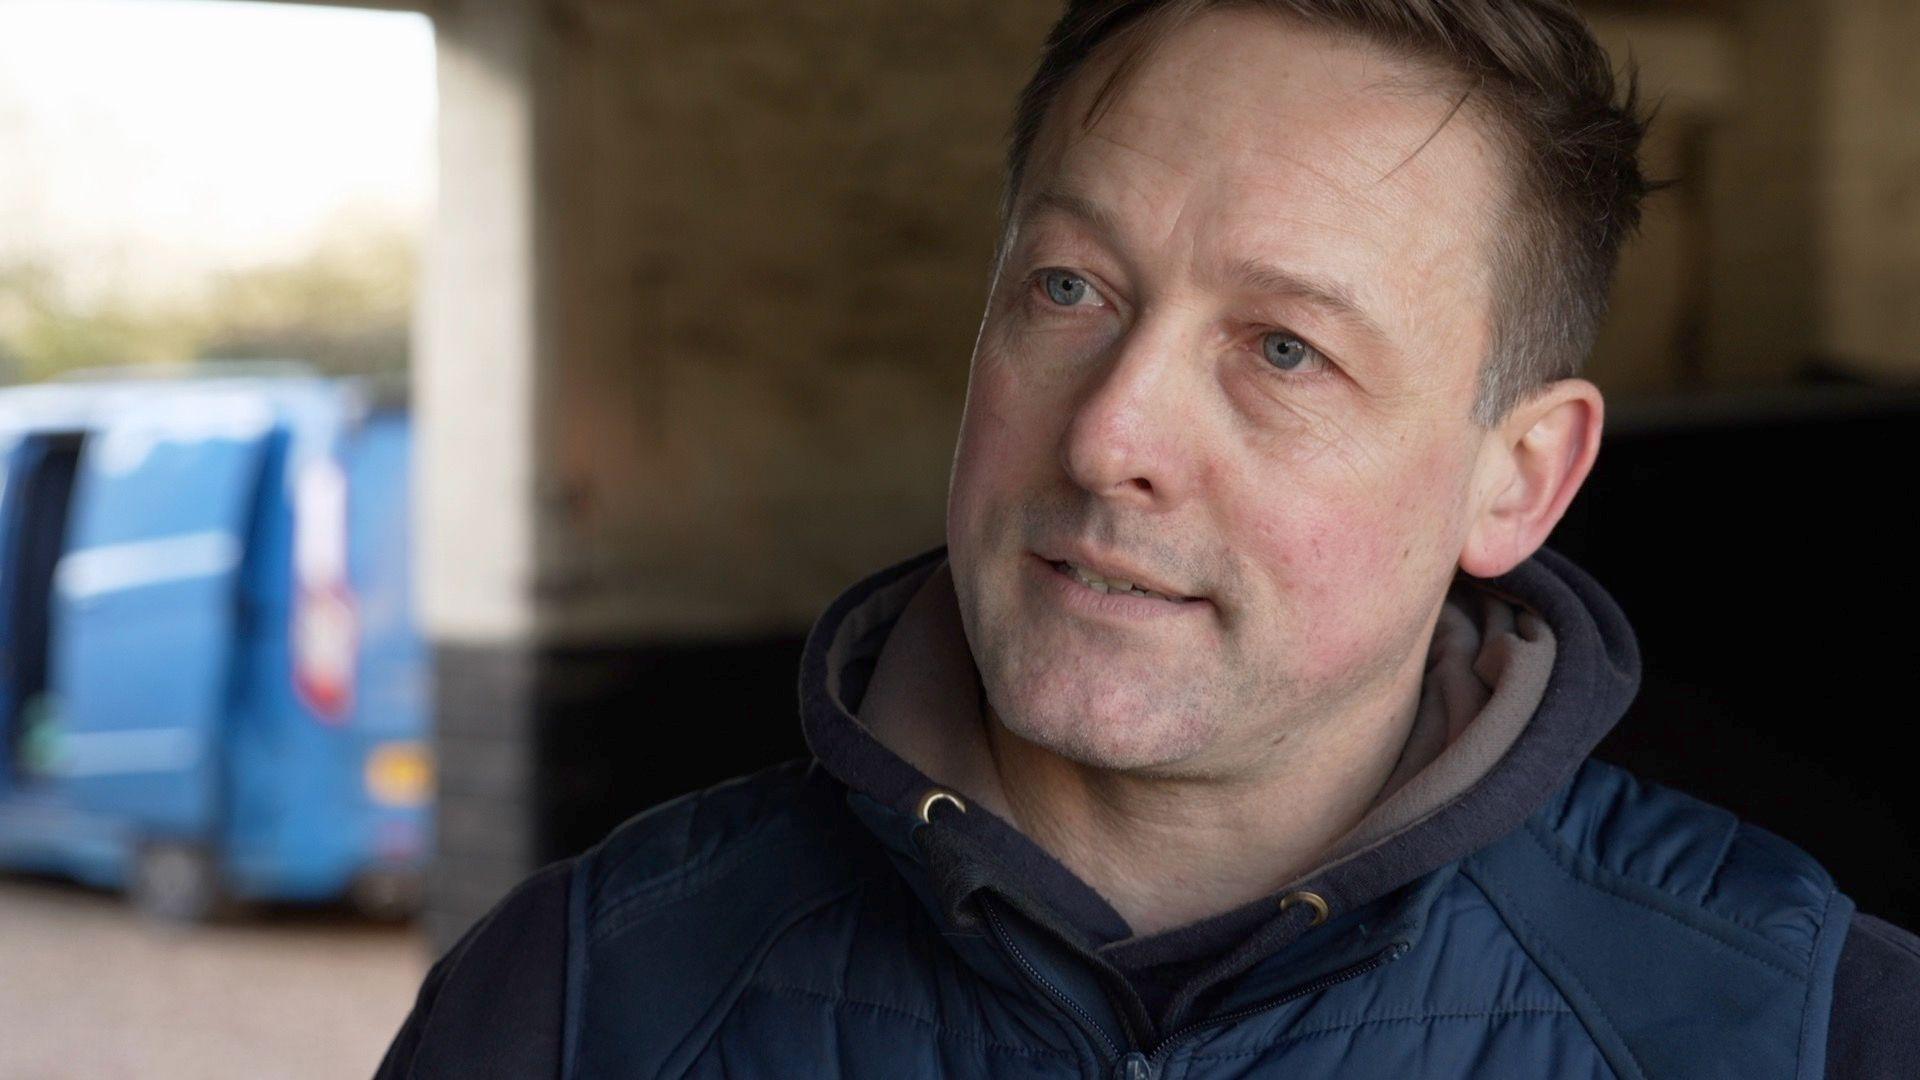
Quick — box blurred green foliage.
[0,222,414,385]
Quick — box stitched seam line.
[742,982,1079,1061]
[1795,886,1843,1078]
[1180,1006,1580,1061]
[1525,819,1805,980]
[1464,863,1653,1080]
[414,862,572,1076]
[660,882,865,1080]
[586,798,704,909]
[1696,818,1742,907]
[589,768,813,907]
[591,833,798,943]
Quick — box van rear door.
[48,396,275,836]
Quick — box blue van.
[0,368,430,919]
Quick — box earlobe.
[1459,380,1603,578]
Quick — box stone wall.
[1586,0,1920,401]
[532,1,1055,640]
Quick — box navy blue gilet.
[559,752,1851,1079]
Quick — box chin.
[985,663,1217,774]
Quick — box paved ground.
[0,873,430,1080]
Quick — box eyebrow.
[1017,185,1392,348]
[1018,185,1127,246]
[1225,257,1391,347]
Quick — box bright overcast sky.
[0,0,435,299]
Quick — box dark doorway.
[0,432,86,783]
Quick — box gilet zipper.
[982,899,1125,1058]
[982,895,1409,1080]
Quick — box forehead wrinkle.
[1017,185,1125,246]
[1016,167,1197,270]
[1097,70,1386,222]
[1221,255,1390,347]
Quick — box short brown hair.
[1004,0,1656,425]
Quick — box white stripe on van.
[55,530,242,600]
[50,727,201,778]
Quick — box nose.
[1058,319,1196,509]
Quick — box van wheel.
[131,841,225,923]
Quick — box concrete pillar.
[413,0,544,947]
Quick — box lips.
[1049,560,1185,602]
[1038,548,1198,604]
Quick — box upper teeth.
[1059,561,1179,602]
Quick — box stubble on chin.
[964,593,1232,774]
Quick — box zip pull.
[1112,1051,1156,1080]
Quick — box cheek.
[949,347,1055,544]
[1237,451,1465,673]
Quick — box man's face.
[947,10,1510,777]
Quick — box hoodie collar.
[800,545,1641,1025]
[855,556,1564,903]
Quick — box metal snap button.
[1280,890,1330,927]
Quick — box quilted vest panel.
[567,760,1851,1080]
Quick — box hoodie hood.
[855,557,1561,897]
[799,544,1640,1032]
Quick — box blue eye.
[1261,332,1317,371]
[1040,269,1091,306]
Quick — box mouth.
[1043,557,1199,605]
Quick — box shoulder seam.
[405,859,574,1080]
[1694,817,1742,908]
[1456,862,1652,1080]
[1569,762,1832,944]
[655,879,869,1079]
[584,768,827,931]
[1183,1005,1582,1061]
[1524,819,1806,979]
[1795,886,1850,1080]
[591,828,812,945]
[1451,860,1651,1080]
[589,760,815,881]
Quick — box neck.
[978,664,1426,936]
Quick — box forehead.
[1017,8,1503,368]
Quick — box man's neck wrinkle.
[852,555,1539,945]
[831,546,1595,1008]
[979,668,1426,937]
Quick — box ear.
[1459,378,1603,578]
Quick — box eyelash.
[1027,267,1105,310]
[1024,266,1333,379]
